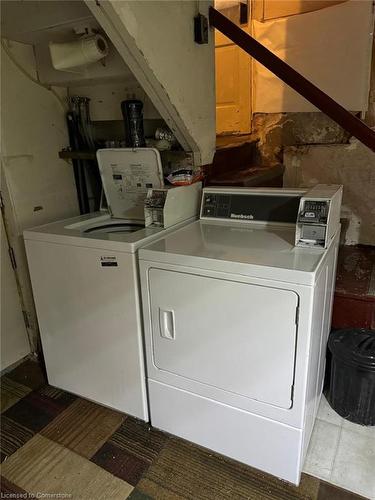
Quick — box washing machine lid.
[97,148,164,220]
[139,220,334,285]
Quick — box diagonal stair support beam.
[209,7,375,153]
[85,1,216,166]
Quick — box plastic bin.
[328,328,375,426]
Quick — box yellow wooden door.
[215,3,251,136]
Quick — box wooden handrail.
[209,7,375,153]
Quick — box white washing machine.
[139,185,342,484]
[24,148,201,421]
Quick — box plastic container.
[121,100,146,148]
[328,329,375,425]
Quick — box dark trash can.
[328,328,375,426]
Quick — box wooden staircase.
[332,245,375,329]
[206,137,284,188]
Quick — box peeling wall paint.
[252,112,350,165]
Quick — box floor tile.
[304,419,341,481]
[0,376,32,412]
[41,398,125,458]
[317,395,343,427]
[341,417,375,440]
[109,417,168,464]
[0,476,27,495]
[92,441,149,486]
[5,358,46,390]
[38,384,77,406]
[1,434,133,499]
[331,427,375,499]
[0,416,34,459]
[318,481,368,500]
[138,437,321,500]
[3,388,72,433]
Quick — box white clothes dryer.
[139,185,342,484]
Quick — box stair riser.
[332,295,375,330]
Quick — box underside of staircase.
[207,136,284,188]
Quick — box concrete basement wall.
[252,112,375,248]
[252,112,350,165]
[1,40,79,351]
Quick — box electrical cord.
[1,38,67,111]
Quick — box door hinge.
[8,246,17,270]
[0,191,4,209]
[22,310,31,329]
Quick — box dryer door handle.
[159,308,175,340]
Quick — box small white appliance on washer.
[24,148,201,421]
[139,184,342,484]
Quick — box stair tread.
[216,134,257,150]
[208,164,283,186]
[335,245,375,300]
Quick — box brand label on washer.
[100,256,118,267]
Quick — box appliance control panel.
[202,193,232,219]
[295,185,342,249]
[295,199,330,248]
[144,182,202,228]
[201,191,301,224]
[144,189,168,226]
[201,185,343,250]
[298,200,329,224]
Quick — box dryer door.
[149,269,298,409]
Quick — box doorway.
[214,1,252,136]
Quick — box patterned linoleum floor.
[0,359,368,500]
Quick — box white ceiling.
[1,0,98,44]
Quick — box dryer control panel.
[201,191,301,224]
[295,185,342,249]
[298,200,329,224]
[200,185,343,249]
